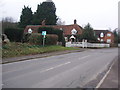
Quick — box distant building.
[24,20,83,42]
[94,30,114,44]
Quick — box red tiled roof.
[94,30,113,37]
[24,24,83,36]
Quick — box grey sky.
[0,0,119,30]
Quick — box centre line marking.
[78,55,90,60]
[40,62,71,73]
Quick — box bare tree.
[2,17,17,34]
[57,18,65,25]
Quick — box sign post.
[42,31,46,47]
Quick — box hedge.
[28,33,58,45]
[38,27,63,42]
[4,28,24,42]
[45,34,58,45]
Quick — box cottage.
[94,30,114,44]
[24,20,83,42]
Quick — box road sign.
[42,31,47,47]
[42,31,46,36]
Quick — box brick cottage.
[24,20,83,42]
[24,20,114,44]
[94,30,114,44]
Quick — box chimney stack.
[74,19,77,24]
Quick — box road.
[2,48,118,88]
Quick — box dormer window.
[28,28,33,33]
[71,28,77,35]
[100,32,104,37]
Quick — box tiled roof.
[94,30,112,37]
[24,24,83,35]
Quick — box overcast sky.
[0,0,119,30]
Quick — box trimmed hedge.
[38,27,63,42]
[28,33,58,45]
[4,28,24,42]
[45,34,58,45]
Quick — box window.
[107,39,111,43]
[28,28,33,33]
[101,39,103,42]
[107,33,111,37]
[100,32,104,37]
[60,28,63,30]
[71,28,77,35]
[64,37,68,42]
[97,38,100,40]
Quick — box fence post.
[82,39,85,48]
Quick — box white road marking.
[40,55,90,73]
[3,55,90,74]
[78,55,90,60]
[96,61,115,88]
[4,62,71,82]
[40,62,71,73]
[4,55,90,74]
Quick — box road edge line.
[95,60,115,88]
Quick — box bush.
[28,33,58,45]
[22,33,31,43]
[38,27,63,42]
[45,34,58,45]
[62,37,66,47]
[28,33,42,45]
[4,28,24,42]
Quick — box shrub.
[45,34,58,45]
[22,33,31,43]
[62,37,66,47]
[28,33,58,45]
[28,33,42,45]
[4,28,24,42]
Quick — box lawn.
[2,42,78,58]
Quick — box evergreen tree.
[19,6,33,28]
[113,29,118,44]
[32,1,58,25]
[82,23,97,42]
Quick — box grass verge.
[2,42,78,58]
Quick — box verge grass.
[2,42,78,58]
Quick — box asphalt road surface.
[2,48,118,88]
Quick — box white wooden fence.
[118,44,120,47]
[66,42,110,48]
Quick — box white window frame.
[100,32,104,37]
[107,39,111,43]
[71,28,77,35]
[101,39,103,42]
[97,38,100,40]
[107,33,111,37]
[28,28,33,33]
